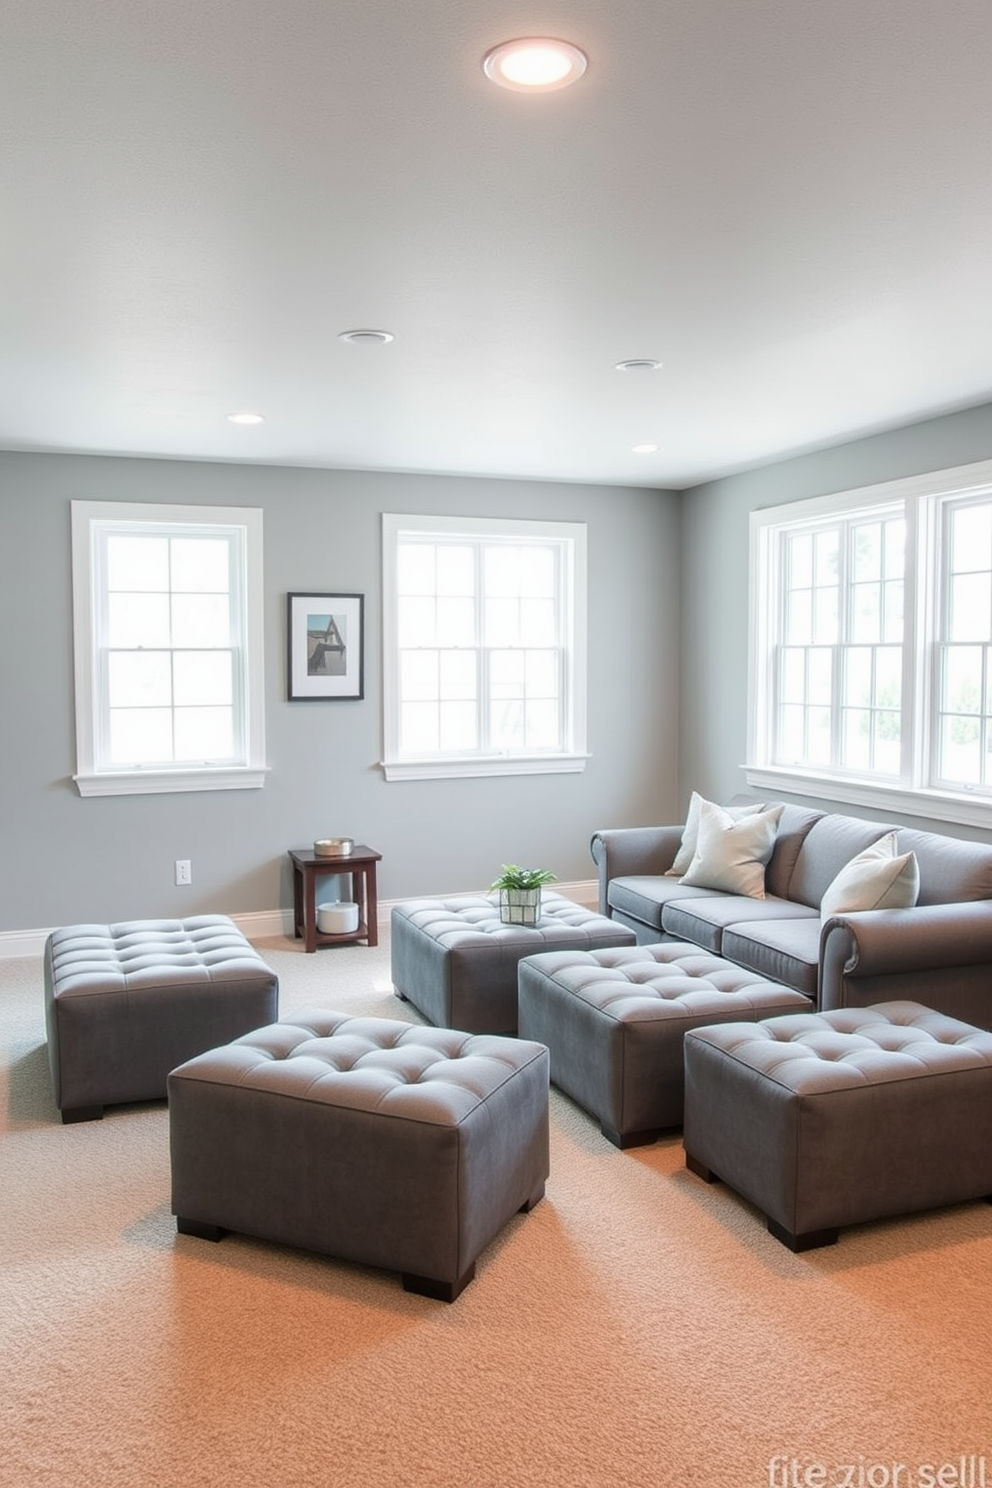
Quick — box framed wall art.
[287,592,365,701]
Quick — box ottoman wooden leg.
[685,1151,717,1183]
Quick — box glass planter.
[498,887,542,926]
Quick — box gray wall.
[679,399,992,837]
[0,453,680,932]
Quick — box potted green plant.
[489,864,558,927]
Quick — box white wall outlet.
[175,859,192,886]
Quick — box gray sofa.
[591,802,992,1031]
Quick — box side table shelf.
[289,845,382,953]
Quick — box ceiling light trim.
[482,38,588,92]
[338,329,395,346]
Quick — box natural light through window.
[746,458,992,827]
[71,501,266,797]
[382,513,587,780]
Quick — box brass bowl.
[314,837,355,858]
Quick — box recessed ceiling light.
[338,328,395,346]
[226,411,265,425]
[631,443,661,454]
[615,359,664,373]
[482,38,588,92]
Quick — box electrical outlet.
[175,859,192,886]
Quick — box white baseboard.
[0,880,600,959]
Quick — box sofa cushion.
[785,814,898,908]
[608,875,723,934]
[679,802,784,898]
[663,895,818,956]
[820,832,919,917]
[667,792,766,877]
[763,805,825,900]
[720,917,823,999]
[896,828,992,905]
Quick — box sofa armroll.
[589,826,684,916]
[819,901,992,1029]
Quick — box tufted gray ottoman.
[517,942,811,1147]
[390,892,635,1035]
[45,916,279,1123]
[683,1001,992,1250]
[168,1011,550,1301]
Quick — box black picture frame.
[287,592,365,701]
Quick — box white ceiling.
[3,0,992,490]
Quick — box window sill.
[743,764,992,829]
[381,753,589,782]
[74,766,268,798]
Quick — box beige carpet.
[2,935,990,1488]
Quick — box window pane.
[844,647,872,707]
[851,583,881,643]
[397,544,436,595]
[519,546,555,594]
[436,596,474,647]
[400,701,438,753]
[484,546,521,596]
[939,715,982,785]
[779,705,806,761]
[785,590,812,645]
[519,597,556,645]
[108,707,173,764]
[815,530,839,584]
[170,538,229,592]
[780,648,806,704]
[883,520,905,579]
[400,651,439,701]
[107,536,169,591]
[875,646,902,707]
[491,699,524,749]
[174,706,234,760]
[398,596,437,647]
[439,701,476,751]
[525,651,558,696]
[108,651,171,707]
[882,580,903,642]
[172,594,231,648]
[490,650,524,698]
[788,533,812,588]
[173,652,232,707]
[951,505,992,574]
[812,587,837,644]
[525,700,559,747]
[943,646,982,713]
[873,713,901,774]
[808,707,831,765]
[852,523,880,581]
[808,648,832,705]
[485,598,519,647]
[439,651,476,699]
[436,544,474,595]
[107,593,170,648]
[949,574,991,642]
[842,709,872,771]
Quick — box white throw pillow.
[667,791,766,877]
[820,832,920,918]
[679,800,784,899]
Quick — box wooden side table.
[289,846,382,953]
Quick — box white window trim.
[381,512,588,782]
[71,500,267,797]
[745,457,992,829]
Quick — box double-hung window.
[747,457,992,826]
[71,501,266,797]
[381,513,587,780]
